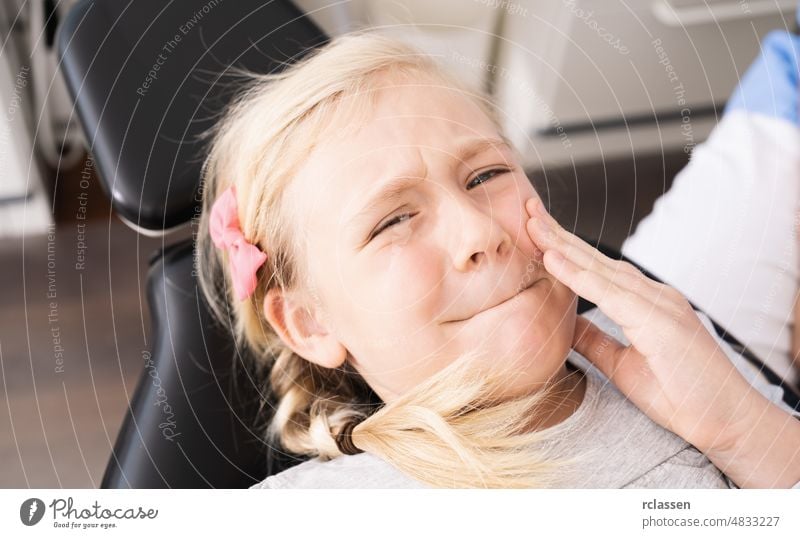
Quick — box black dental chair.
[56,0,800,489]
[56,0,327,488]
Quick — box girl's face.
[264,75,578,403]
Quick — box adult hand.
[524,196,763,457]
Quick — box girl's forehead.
[308,117,501,186]
[286,82,502,227]
[304,70,499,161]
[372,82,490,126]
[331,89,497,159]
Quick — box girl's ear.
[262,287,348,369]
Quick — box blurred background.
[1,0,797,487]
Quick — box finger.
[525,197,671,316]
[525,197,600,262]
[543,249,655,330]
[525,198,643,284]
[529,214,653,296]
[572,315,626,380]
[529,209,683,314]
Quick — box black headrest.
[100,238,309,487]
[56,0,327,233]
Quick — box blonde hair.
[196,30,584,488]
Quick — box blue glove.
[724,29,800,126]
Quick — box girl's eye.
[370,212,416,240]
[368,168,511,241]
[467,167,510,190]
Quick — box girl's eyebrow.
[346,173,427,231]
[345,137,510,230]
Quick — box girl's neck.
[522,360,587,433]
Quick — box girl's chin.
[459,315,550,362]
[471,343,567,397]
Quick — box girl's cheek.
[380,243,441,307]
[382,225,423,269]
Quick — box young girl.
[196,30,800,488]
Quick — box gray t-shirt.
[251,307,800,489]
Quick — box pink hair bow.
[209,184,268,301]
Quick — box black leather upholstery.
[101,239,273,487]
[57,0,324,488]
[57,0,328,232]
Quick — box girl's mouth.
[444,278,542,324]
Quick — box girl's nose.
[450,199,512,272]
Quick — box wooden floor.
[0,214,193,487]
[0,150,685,487]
